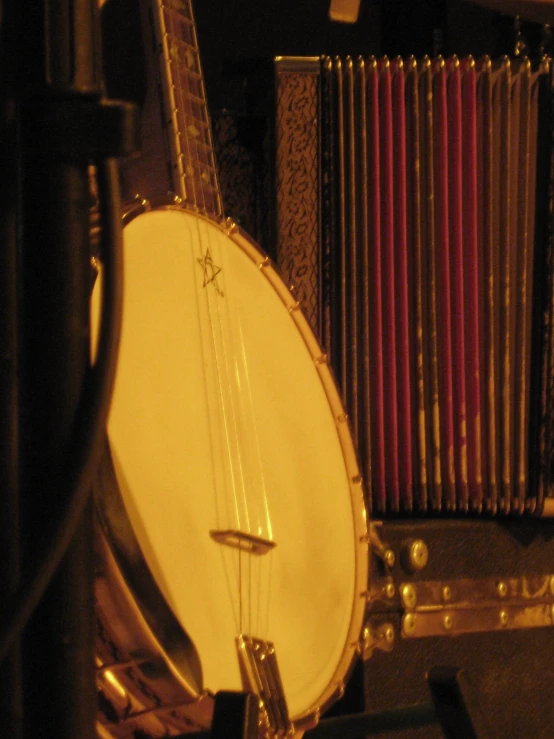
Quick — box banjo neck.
[152,0,223,218]
[112,0,224,216]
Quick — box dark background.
[194,0,529,113]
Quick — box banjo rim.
[94,201,370,734]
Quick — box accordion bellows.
[275,55,554,516]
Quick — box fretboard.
[155,0,223,219]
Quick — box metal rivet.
[500,610,509,627]
[401,584,417,609]
[405,539,429,572]
[384,626,395,644]
[442,585,452,602]
[443,614,453,630]
[497,581,508,598]
[384,549,396,568]
[385,582,396,599]
[402,613,416,636]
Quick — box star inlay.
[197,247,224,296]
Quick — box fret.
[173,75,209,125]
[178,146,216,182]
[184,74,202,102]
[169,39,203,92]
[165,0,192,21]
[179,131,214,160]
[178,140,218,183]
[179,157,218,188]
[168,32,200,57]
[177,132,220,208]
[171,13,195,46]
[168,36,201,77]
[170,88,209,132]
[181,169,219,198]
[170,42,201,74]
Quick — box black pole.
[0,1,137,736]
[16,0,101,732]
[18,142,96,738]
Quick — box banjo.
[93,0,369,736]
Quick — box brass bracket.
[364,522,396,570]
[236,635,292,736]
[400,575,554,638]
[360,621,396,660]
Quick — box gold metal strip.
[407,56,428,511]
[357,56,373,514]
[420,57,443,510]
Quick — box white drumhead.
[95,207,367,722]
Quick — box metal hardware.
[210,530,276,555]
[403,605,554,638]
[259,257,271,271]
[274,56,321,74]
[401,539,429,573]
[400,575,554,638]
[225,217,239,234]
[362,579,396,604]
[367,522,395,569]
[121,195,152,226]
[401,584,417,609]
[236,635,291,736]
[361,622,395,660]
[402,614,416,636]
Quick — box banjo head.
[94,205,369,732]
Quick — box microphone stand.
[0,1,138,736]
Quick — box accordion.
[274,55,554,518]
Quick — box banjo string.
[171,4,275,640]
[172,11,249,529]
[169,12,247,630]
[174,32,254,634]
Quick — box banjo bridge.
[236,635,292,736]
[209,529,277,555]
